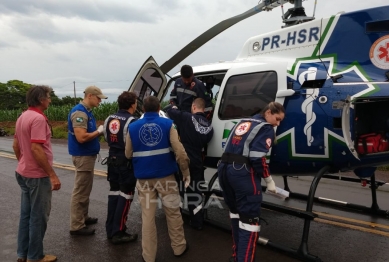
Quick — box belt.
[221,153,250,166]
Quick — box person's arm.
[250,126,276,192]
[125,132,133,159]
[196,81,207,100]
[12,137,21,161]
[169,125,190,177]
[31,143,61,191]
[73,128,102,143]
[166,106,187,124]
[71,111,103,143]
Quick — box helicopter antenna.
[282,0,315,27]
[312,0,317,18]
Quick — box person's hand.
[183,175,191,188]
[264,176,276,193]
[97,125,104,134]
[50,174,61,191]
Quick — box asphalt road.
[1,137,389,262]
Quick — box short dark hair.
[192,98,205,110]
[26,85,52,107]
[181,65,193,79]
[117,91,137,110]
[260,101,285,116]
[143,96,160,112]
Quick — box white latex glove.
[97,125,104,134]
[183,175,191,188]
[264,176,276,193]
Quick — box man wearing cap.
[68,85,107,236]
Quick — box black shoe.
[111,231,138,245]
[85,217,98,225]
[174,243,189,257]
[70,227,95,236]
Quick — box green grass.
[52,126,68,139]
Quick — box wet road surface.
[1,137,389,262]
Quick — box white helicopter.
[128,1,389,261]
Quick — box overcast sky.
[0,0,385,102]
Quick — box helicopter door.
[128,56,167,104]
[341,95,359,160]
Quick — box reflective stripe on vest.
[243,122,269,157]
[133,148,170,157]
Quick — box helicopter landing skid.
[281,173,389,217]
[200,166,331,262]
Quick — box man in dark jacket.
[169,65,213,117]
[167,98,213,230]
[103,91,138,244]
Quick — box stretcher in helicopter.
[128,1,389,261]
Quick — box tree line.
[0,80,82,110]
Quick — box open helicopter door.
[128,56,167,116]
[341,95,360,160]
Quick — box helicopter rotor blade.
[159,0,289,74]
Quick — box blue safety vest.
[129,112,178,179]
[68,103,100,156]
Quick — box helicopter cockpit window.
[219,71,277,119]
[132,68,163,101]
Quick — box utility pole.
[73,81,76,105]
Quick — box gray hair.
[26,85,53,107]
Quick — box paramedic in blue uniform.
[169,65,213,118]
[217,102,285,262]
[103,91,138,244]
[125,96,190,262]
[68,85,107,236]
[167,98,214,230]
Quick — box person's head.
[191,98,205,114]
[181,65,194,86]
[83,85,108,108]
[26,85,53,111]
[118,91,137,113]
[143,96,160,113]
[260,102,285,127]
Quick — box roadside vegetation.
[0,79,169,137]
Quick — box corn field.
[0,102,119,121]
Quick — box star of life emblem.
[235,122,251,136]
[370,35,389,69]
[139,123,163,147]
[109,119,120,135]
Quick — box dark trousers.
[106,162,136,238]
[218,163,262,262]
[177,165,205,228]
